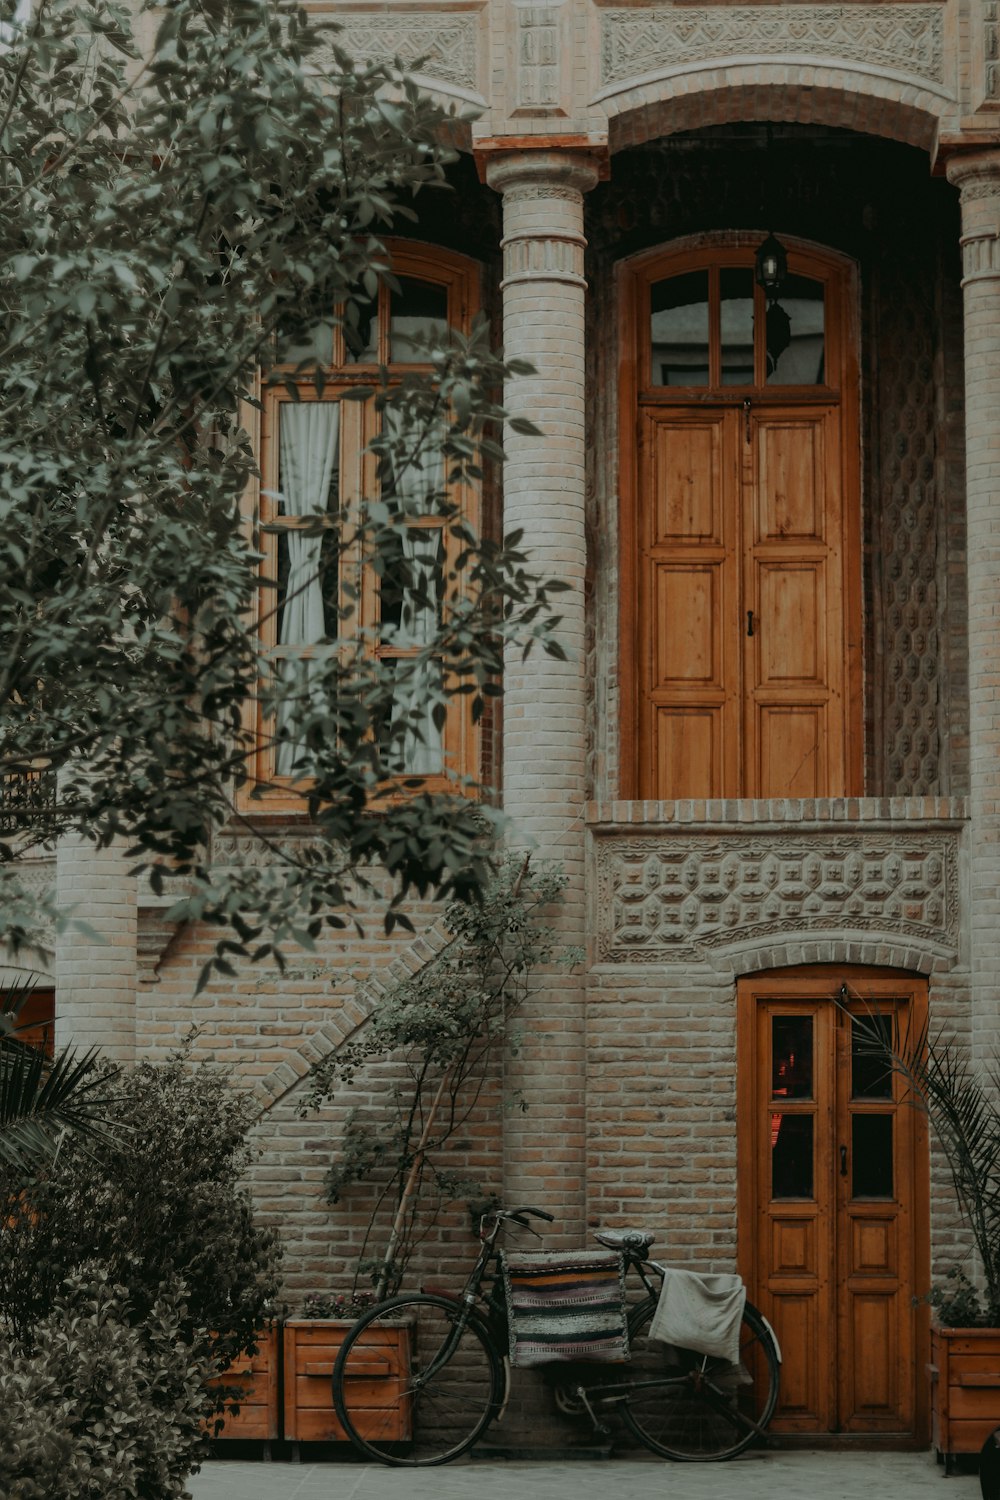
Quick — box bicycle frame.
[334,1205,782,1466]
[466,1218,780,1445]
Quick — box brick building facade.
[20,0,1000,1446]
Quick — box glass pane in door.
[851,1016,893,1100]
[765,274,825,385]
[852,1115,893,1198]
[650,272,710,387]
[720,268,755,385]
[771,1113,813,1199]
[772,1015,813,1099]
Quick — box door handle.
[840,1145,848,1177]
[747,610,755,637]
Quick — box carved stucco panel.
[983,0,1000,103]
[318,12,481,96]
[593,830,960,964]
[599,6,945,90]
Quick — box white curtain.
[275,401,339,776]
[383,407,445,774]
[393,527,444,775]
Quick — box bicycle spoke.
[621,1298,780,1461]
[332,1293,502,1466]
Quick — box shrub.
[0,1271,209,1500]
[0,1046,281,1381]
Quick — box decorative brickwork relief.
[981,0,1000,106]
[598,6,945,91]
[870,237,943,796]
[592,826,961,967]
[513,1,565,116]
[318,11,482,97]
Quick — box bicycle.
[331,1204,782,1467]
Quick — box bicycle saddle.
[593,1229,655,1255]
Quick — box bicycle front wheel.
[621,1297,780,1461]
[332,1293,504,1466]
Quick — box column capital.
[945,147,1000,197]
[946,150,1000,287]
[481,147,603,201]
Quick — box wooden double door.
[621,239,862,800]
[737,971,929,1440]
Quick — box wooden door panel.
[747,406,845,797]
[770,1215,817,1276]
[654,707,723,799]
[756,705,826,798]
[850,1216,896,1275]
[653,564,723,688]
[848,1293,898,1416]
[651,417,726,544]
[768,1291,824,1424]
[757,564,826,685]
[755,418,827,543]
[639,409,740,797]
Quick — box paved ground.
[187,1450,980,1500]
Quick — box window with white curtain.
[251,243,479,799]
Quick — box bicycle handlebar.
[504,1205,555,1226]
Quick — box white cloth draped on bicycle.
[649,1269,747,1365]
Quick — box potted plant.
[281,1290,411,1450]
[850,1001,1000,1468]
[204,1321,281,1445]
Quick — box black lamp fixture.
[755,231,788,302]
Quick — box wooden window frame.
[242,242,481,810]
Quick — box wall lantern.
[755,231,788,301]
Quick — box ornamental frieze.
[599,6,944,90]
[593,830,960,964]
[318,12,481,95]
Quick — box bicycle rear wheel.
[621,1297,780,1461]
[332,1292,504,1466]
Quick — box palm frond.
[848,997,1000,1311]
[0,1035,119,1175]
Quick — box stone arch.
[600,65,953,157]
[709,933,954,980]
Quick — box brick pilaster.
[486,151,597,1240]
[946,150,1000,1064]
[54,833,137,1062]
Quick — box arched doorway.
[619,236,862,801]
[736,966,930,1441]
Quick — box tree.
[0,0,563,981]
[306,854,570,1298]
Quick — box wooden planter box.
[282,1318,411,1445]
[204,1325,280,1441]
[930,1324,1000,1464]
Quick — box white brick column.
[946,150,1000,1062]
[55,832,137,1061]
[486,151,597,1238]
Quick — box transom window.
[649,263,827,390]
[249,244,478,800]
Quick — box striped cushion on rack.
[500,1249,630,1368]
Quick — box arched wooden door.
[619,239,862,800]
[736,968,930,1441]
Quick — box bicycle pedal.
[574,1386,611,1437]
